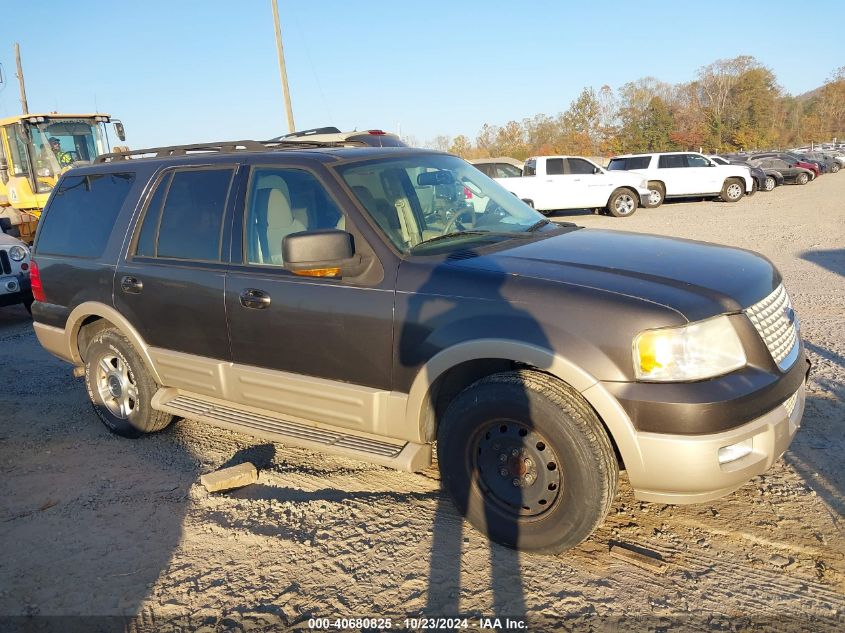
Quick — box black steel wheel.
[437,370,618,553]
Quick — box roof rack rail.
[95,138,356,163]
[282,126,342,138]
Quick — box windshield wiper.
[525,219,551,232]
[412,230,531,250]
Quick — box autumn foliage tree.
[431,56,844,159]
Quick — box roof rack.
[95,138,358,163]
[281,126,342,138]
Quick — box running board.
[151,388,431,472]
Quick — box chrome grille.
[744,285,799,371]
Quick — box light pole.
[271,0,295,134]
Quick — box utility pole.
[15,42,28,114]
[270,0,295,133]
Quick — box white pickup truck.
[490,156,653,217]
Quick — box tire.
[84,328,173,438]
[796,172,809,185]
[764,176,776,191]
[831,164,840,174]
[645,182,664,208]
[437,370,618,553]
[720,178,744,202]
[606,188,638,217]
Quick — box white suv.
[0,231,33,312]
[607,152,754,207]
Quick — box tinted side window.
[567,158,595,174]
[245,168,344,266]
[473,163,495,177]
[155,169,234,261]
[135,173,171,257]
[494,163,522,178]
[657,155,686,169]
[686,154,711,167]
[37,172,135,258]
[546,158,565,175]
[607,156,650,170]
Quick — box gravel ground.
[1,174,843,632]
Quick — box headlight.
[8,245,28,262]
[633,315,746,382]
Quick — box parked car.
[799,152,841,173]
[607,152,754,206]
[710,156,766,193]
[748,157,815,185]
[469,157,524,178]
[29,140,808,553]
[490,155,652,217]
[751,153,820,179]
[0,228,33,311]
[270,126,407,148]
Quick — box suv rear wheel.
[437,370,618,553]
[606,188,638,217]
[721,178,745,202]
[84,328,173,438]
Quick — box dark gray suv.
[29,140,808,553]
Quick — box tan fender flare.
[404,338,644,475]
[63,301,163,384]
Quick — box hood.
[0,233,26,248]
[448,228,780,322]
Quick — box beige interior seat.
[265,188,305,265]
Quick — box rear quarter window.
[36,172,135,258]
[607,156,650,170]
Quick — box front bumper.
[629,379,805,503]
[0,275,32,307]
[635,187,654,206]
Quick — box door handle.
[120,276,143,294]
[239,288,271,309]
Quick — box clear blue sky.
[2,0,842,149]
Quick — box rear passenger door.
[114,165,238,361]
[657,154,690,195]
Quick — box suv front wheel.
[437,370,618,553]
[721,178,745,202]
[84,328,173,438]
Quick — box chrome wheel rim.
[95,354,138,419]
[473,420,562,518]
[614,194,635,215]
[727,183,742,199]
[765,177,775,191]
[648,189,662,206]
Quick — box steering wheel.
[441,207,476,234]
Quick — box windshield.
[336,154,544,254]
[28,119,106,179]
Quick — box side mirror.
[0,217,12,234]
[112,120,126,142]
[282,230,364,278]
[593,166,601,174]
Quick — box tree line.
[420,57,845,160]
